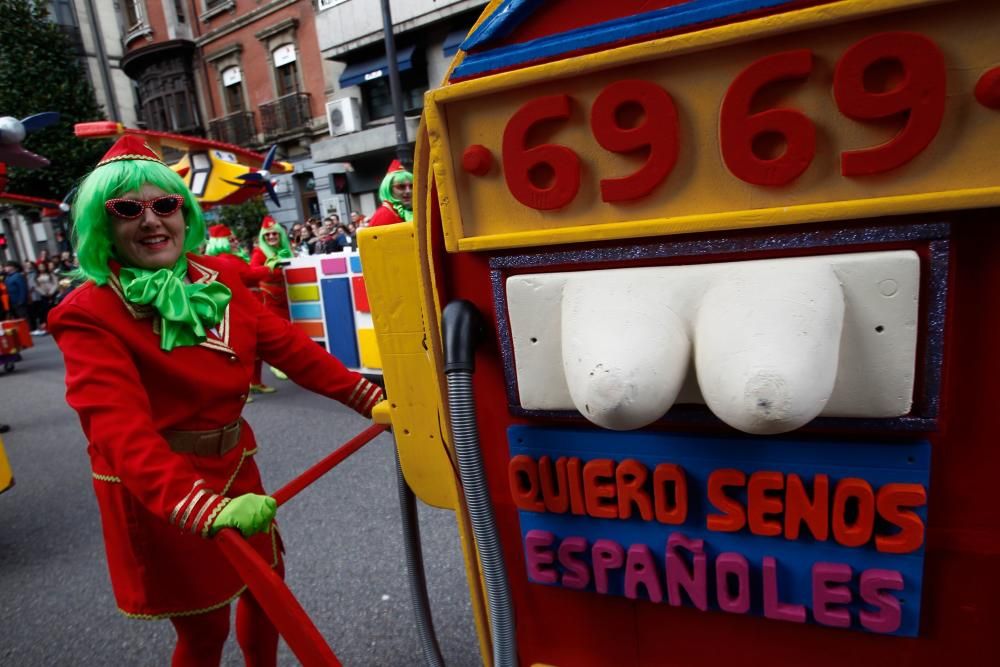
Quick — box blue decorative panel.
[320,278,359,368]
[289,303,322,320]
[509,426,930,636]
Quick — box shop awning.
[442,28,469,57]
[338,45,416,88]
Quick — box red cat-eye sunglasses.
[105,195,185,219]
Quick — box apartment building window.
[137,58,200,134]
[174,0,186,22]
[123,0,144,30]
[222,67,244,112]
[362,68,428,120]
[47,0,77,26]
[272,44,299,96]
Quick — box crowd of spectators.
[288,211,368,256]
[1,248,79,335]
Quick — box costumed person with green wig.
[48,136,385,667]
[204,223,249,262]
[249,216,293,390]
[206,223,276,402]
[367,159,413,227]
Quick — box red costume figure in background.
[249,216,293,391]
[249,216,291,319]
[50,136,384,666]
[205,223,271,287]
[367,160,414,227]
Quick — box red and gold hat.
[97,135,166,167]
[208,224,232,238]
[261,216,278,230]
[386,159,404,174]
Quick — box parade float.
[357,0,1000,665]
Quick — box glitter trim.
[97,154,166,167]
[491,221,950,433]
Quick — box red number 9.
[720,49,815,186]
[834,32,946,176]
[590,80,679,202]
[502,94,580,210]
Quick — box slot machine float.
[359,0,1000,665]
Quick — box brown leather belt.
[165,419,242,457]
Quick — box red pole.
[216,528,342,666]
[215,423,390,666]
[273,423,388,506]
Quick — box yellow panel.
[412,124,494,666]
[0,437,13,495]
[358,222,457,511]
[356,328,382,369]
[428,0,995,251]
[287,284,320,302]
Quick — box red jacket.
[367,201,404,227]
[212,250,273,288]
[249,247,289,319]
[49,254,383,617]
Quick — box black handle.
[442,300,484,374]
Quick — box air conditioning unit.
[326,97,362,136]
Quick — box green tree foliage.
[217,198,270,248]
[0,0,108,200]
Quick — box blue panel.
[349,255,362,274]
[461,0,543,50]
[289,303,322,320]
[455,0,800,80]
[339,45,416,88]
[443,27,471,57]
[509,427,930,637]
[320,278,359,368]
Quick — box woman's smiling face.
[108,183,186,270]
[264,229,282,247]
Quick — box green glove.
[210,493,277,537]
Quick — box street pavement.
[0,335,481,666]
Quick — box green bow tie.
[119,258,232,351]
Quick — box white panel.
[273,44,297,67]
[222,67,242,86]
[506,251,920,433]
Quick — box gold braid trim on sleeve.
[202,496,231,538]
[92,472,121,483]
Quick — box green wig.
[377,169,414,222]
[71,159,206,285]
[205,236,250,262]
[205,236,232,256]
[256,220,293,268]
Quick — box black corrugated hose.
[442,300,518,667]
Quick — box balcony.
[208,111,257,147]
[260,93,312,140]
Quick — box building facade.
[310,0,487,220]
[49,0,141,126]
[17,0,491,234]
[0,0,141,266]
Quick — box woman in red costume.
[367,160,413,227]
[49,136,384,667]
[249,217,292,391]
[205,223,270,287]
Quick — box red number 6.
[720,49,815,186]
[502,94,581,210]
